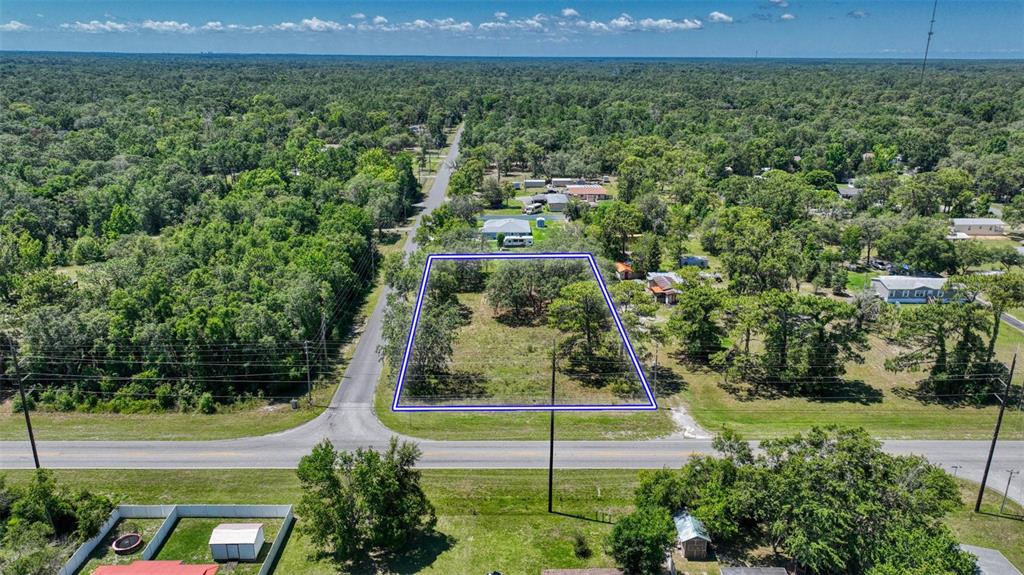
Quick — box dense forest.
[3,55,1024,413]
[0,54,464,412]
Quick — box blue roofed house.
[870,276,958,304]
[481,218,532,240]
[673,512,711,561]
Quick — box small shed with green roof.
[673,512,711,561]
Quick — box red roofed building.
[92,560,219,575]
[565,184,611,203]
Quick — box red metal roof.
[92,560,219,575]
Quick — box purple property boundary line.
[391,252,657,412]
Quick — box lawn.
[5,468,1021,574]
[154,517,283,574]
[7,468,636,575]
[75,518,166,575]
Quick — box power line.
[920,0,939,84]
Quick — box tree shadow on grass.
[649,364,688,396]
[405,369,490,403]
[718,376,882,405]
[367,530,456,574]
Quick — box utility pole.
[320,310,328,371]
[920,0,939,84]
[303,340,312,406]
[1000,469,1019,515]
[548,340,556,514]
[8,340,40,469]
[976,353,1015,512]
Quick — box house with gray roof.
[870,275,958,304]
[673,512,711,561]
[481,218,531,239]
[952,217,1005,237]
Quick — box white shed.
[209,523,264,562]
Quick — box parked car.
[869,259,891,271]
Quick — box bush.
[12,392,35,413]
[572,531,591,559]
[197,392,216,414]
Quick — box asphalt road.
[2,126,1023,505]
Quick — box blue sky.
[0,1,1020,58]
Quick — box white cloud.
[493,11,508,20]
[708,11,733,23]
[769,0,789,7]
[780,13,796,20]
[561,8,580,18]
[608,13,702,32]
[201,21,260,32]
[0,20,31,31]
[351,12,366,20]
[141,20,194,33]
[61,20,129,32]
[372,15,388,25]
[479,15,546,32]
[274,17,352,32]
[847,9,869,19]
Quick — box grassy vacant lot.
[379,290,675,440]
[153,517,283,574]
[5,468,1020,574]
[667,325,1024,440]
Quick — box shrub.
[572,531,592,559]
[198,392,216,414]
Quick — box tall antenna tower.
[920,0,939,83]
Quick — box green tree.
[668,280,728,360]
[607,506,675,575]
[548,280,611,359]
[296,438,436,564]
[591,201,642,260]
[956,272,1024,362]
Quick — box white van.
[522,203,543,215]
[502,236,534,248]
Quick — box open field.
[5,468,1021,574]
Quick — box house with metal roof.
[647,272,683,305]
[674,512,711,560]
[951,217,1005,237]
[870,275,958,304]
[481,218,532,239]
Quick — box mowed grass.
[5,468,637,575]
[378,290,675,440]
[75,518,166,575]
[5,468,1021,574]
[154,517,283,574]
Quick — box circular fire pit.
[111,533,144,555]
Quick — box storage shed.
[524,179,547,189]
[545,193,569,212]
[673,512,711,561]
[209,523,264,562]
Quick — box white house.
[481,218,532,239]
[870,276,957,304]
[209,523,264,562]
[951,218,1005,237]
